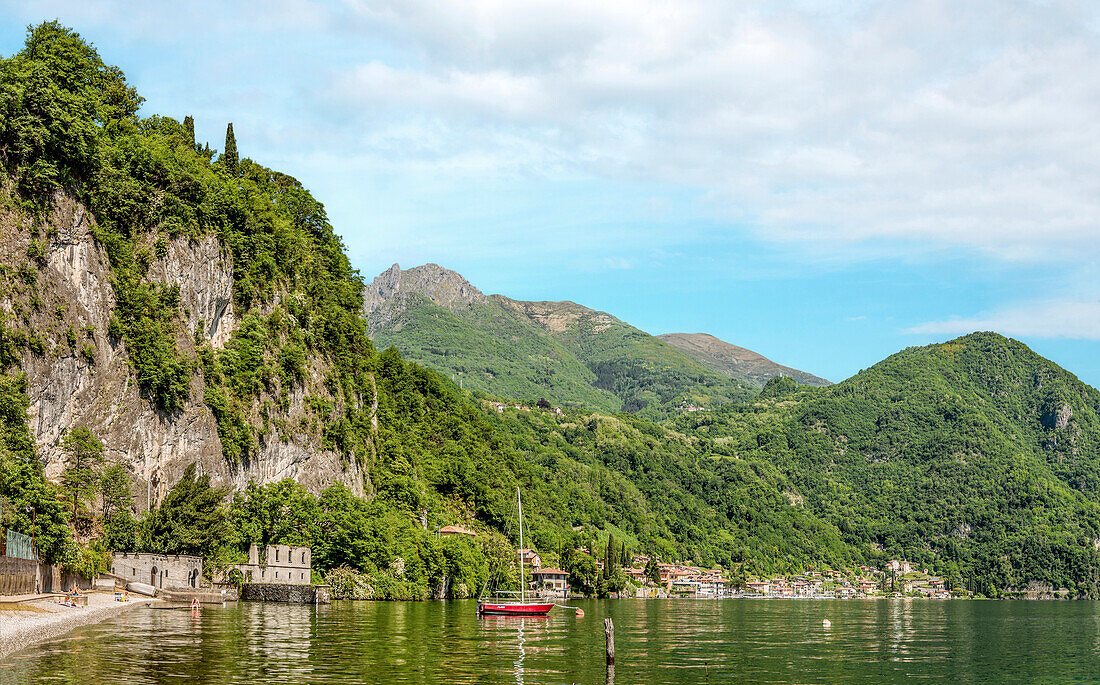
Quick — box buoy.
[575,608,585,618]
[822,619,831,628]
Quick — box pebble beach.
[0,592,158,661]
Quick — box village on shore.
[438,525,952,600]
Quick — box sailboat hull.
[477,602,554,616]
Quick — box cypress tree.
[183,115,195,149]
[223,122,238,176]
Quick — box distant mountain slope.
[658,332,830,388]
[363,264,759,416]
[674,332,1100,594]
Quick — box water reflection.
[5,599,1100,684]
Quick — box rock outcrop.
[364,263,487,332]
[2,193,364,508]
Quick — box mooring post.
[604,617,615,665]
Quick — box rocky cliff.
[1,192,364,508]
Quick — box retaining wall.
[240,583,330,604]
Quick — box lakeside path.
[0,592,160,661]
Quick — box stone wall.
[240,583,330,604]
[111,553,203,589]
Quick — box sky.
[2,0,1100,385]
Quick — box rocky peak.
[363,263,487,314]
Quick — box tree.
[183,115,194,148]
[603,534,619,579]
[143,463,231,562]
[566,551,600,597]
[60,426,104,516]
[0,21,141,197]
[100,463,137,551]
[223,122,238,176]
[0,373,71,563]
[645,556,660,586]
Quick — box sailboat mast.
[517,486,525,603]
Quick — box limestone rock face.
[1042,402,1074,431]
[3,193,365,508]
[148,236,235,349]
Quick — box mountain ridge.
[363,263,826,415]
[658,332,831,388]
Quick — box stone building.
[111,552,203,589]
[229,544,312,585]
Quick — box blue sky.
[3,1,1100,384]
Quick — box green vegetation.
[59,426,104,517]
[674,333,1100,595]
[4,23,1100,599]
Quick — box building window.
[275,549,279,562]
[302,552,307,564]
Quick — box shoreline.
[0,592,160,662]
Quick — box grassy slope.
[370,286,756,418]
[369,295,623,411]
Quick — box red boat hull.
[477,602,554,616]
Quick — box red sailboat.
[477,487,554,617]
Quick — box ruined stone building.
[111,552,203,589]
[228,544,312,585]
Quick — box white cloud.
[907,300,1100,340]
[10,0,1100,266]
[321,0,1100,262]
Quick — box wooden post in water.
[604,617,615,665]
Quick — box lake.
[3,599,1100,684]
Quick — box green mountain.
[658,332,831,387]
[364,263,829,416]
[675,332,1100,595]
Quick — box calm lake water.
[4,599,1100,684]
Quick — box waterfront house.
[671,577,700,597]
[531,567,569,596]
[746,581,770,595]
[518,548,542,570]
[625,567,648,584]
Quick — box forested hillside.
[675,333,1100,595]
